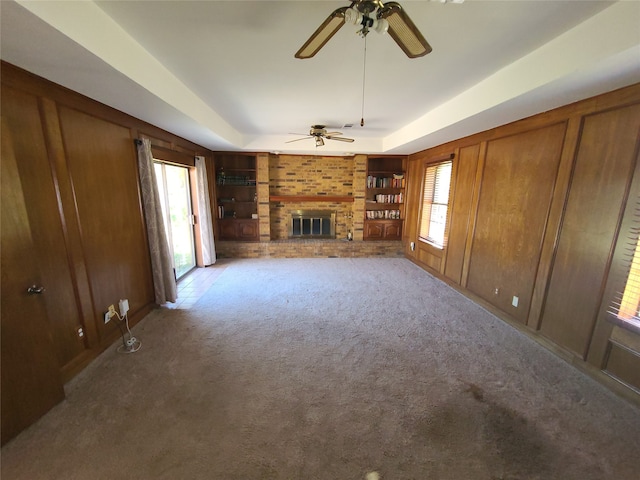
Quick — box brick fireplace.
[268,154,359,241]
[215,153,404,258]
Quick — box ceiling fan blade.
[326,136,355,143]
[324,131,343,136]
[285,136,312,144]
[295,7,348,59]
[379,2,432,58]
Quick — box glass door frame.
[153,160,197,281]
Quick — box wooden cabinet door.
[218,220,238,240]
[365,220,402,240]
[1,121,65,445]
[237,220,259,240]
[217,219,259,241]
[364,222,385,239]
[383,222,402,239]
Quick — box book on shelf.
[367,175,405,189]
[374,193,403,203]
[217,175,256,186]
[217,206,236,219]
[365,209,401,219]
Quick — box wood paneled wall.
[467,123,566,324]
[405,83,640,401]
[540,104,640,358]
[1,62,210,384]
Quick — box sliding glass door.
[154,162,195,280]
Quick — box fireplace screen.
[289,210,336,239]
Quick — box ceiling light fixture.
[286,125,355,146]
[345,7,389,37]
[295,1,433,59]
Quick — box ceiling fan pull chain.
[361,35,367,127]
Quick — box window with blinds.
[609,198,640,332]
[418,160,452,249]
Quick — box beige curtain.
[195,156,216,266]
[136,138,177,304]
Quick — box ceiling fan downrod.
[361,35,367,127]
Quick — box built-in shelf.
[214,154,259,241]
[365,156,406,240]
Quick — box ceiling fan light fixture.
[296,1,430,59]
[345,7,362,25]
[287,125,355,145]
[372,17,389,34]
[345,7,388,36]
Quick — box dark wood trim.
[460,140,486,288]
[528,118,581,330]
[150,145,196,167]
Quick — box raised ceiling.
[1,0,639,155]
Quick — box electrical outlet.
[119,298,129,316]
[104,304,117,324]
[512,296,519,307]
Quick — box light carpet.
[2,258,639,479]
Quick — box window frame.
[418,159,453,250]
[608,193,640,335]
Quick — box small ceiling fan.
[295,0,433,59]
[286,125,355,147]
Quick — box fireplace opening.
[289,210,336,239]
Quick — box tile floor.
[164,261,228,309]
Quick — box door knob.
[27,285,45,295]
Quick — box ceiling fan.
[295,0,432,59]
[286,125,355,147]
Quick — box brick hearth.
[215,240,404,258]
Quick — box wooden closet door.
[1,120,64,445]
[1,85,97,380]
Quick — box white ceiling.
[1,1,639,156]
